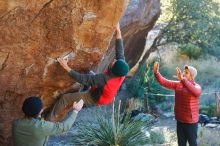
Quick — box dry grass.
[147,124,220,146]
[149,127,177,146]
[198,126,220,146]
[126,98,145,112]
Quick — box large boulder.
[0,0,160,145]
[96,0,161,72]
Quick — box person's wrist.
[116,31,121,35]
[65,66,71,72]
[73,109,79,113]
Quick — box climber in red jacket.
[47,23,129,120]
[153,62,202,146]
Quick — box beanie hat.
[185,65,197,79]
[111,59,129,77]
[22,96,42,117]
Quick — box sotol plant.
[69,101,152,146]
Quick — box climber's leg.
[61,82,83,94]
[47,91,95,120]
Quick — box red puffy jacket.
[95,75,125,105]
[154,72,202,123]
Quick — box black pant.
[177,121,198,146]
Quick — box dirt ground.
[155,117,176,131]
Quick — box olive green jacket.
[12,111,77,146]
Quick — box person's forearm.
[69,70,106,87]
[43,110,78,136]
[69,70,84,83]
[115,39,125,60]
[63,65,71,72]
[69,70,95,86]
[181,78,202,97]
[59,110,78,132]
[154,72,178,90]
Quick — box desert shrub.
[199,105,216,117]
[198,127,220,146]
[68,101,152,146]
[126,63,149,99]
[127,62,172,104]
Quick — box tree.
[139,0,220,64]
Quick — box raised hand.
[57,58,71,72]
[116,22,122,39]
[72,99,84,112]
[153,62,159,73]
[176,67,183,81]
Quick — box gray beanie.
[185,65,197,79]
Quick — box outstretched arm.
[57,58,107,87]
[154,72,179,90]
[42,100,83,136]
[68,70,107,87]
[153,62,179,90]
[115,23,125,60]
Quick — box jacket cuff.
[116,38,123,44]
[69,69,77,77]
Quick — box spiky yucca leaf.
[69,102,152,146]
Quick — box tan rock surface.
[96,0,161,72]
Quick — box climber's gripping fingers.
[57,58,71,72]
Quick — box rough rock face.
[0,0,160,145]
[96,0,161,72]
[0,0,128,145]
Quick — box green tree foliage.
[141,0,220,63]
[178,43,202,59]
[199,105,216,117]
[162,0,220,59]
[127,63,149,99]
[145,62,173,104]
[127,62,172,103]
[139,0,220,65]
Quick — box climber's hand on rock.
[57,58,71,72]
[57,57,68,68]
[73,99,84,113]
[116,22,121,39]
[116,22,120,32]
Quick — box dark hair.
[22,96,43,117]
[184,65,189,70]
